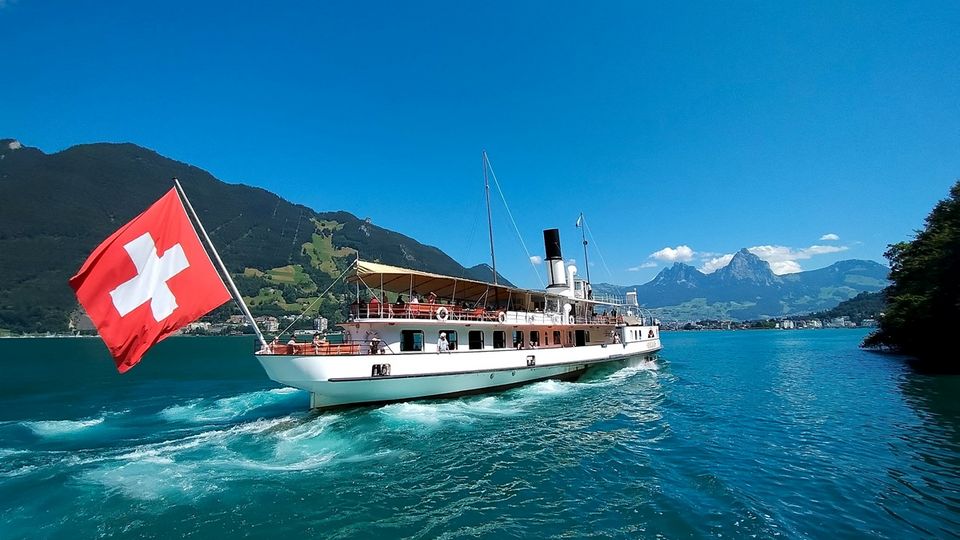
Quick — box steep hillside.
[0,139,510,332]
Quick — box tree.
[864,180,960,368]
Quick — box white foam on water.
[377,395,524,427]
[605,359,659,382]
[0,448,29,458]
[82,414,352,501]
[523,379,575,395]
[0,465,38,478]
[22,417,105,437]
[377,402,458,425]
[116,415,299,461]
[81,458,217,501]
[159,387,303,423]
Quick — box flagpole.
[578,212,592,287]
[173,178,269,350]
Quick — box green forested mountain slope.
[0,139,510,333]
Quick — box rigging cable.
[484,155,545,287]
[277,262,354,337]
[583,218,614,279]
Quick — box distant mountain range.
[593,249,889,321]
[0,137,889,332]
[0,138,510,333]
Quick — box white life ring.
[497,311,506,323]
[436,306,449,322]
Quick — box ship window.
[401,330,423,352]
[529,331,540,347]
[543,332,549,346]
[585,331,591,343]
[568,331,573,345]
[441,330,458,350]
[513,330,525,349]
[493,331,506,349]
[553,331,561,346]
[575,330,587,347]
[468,330,484,350]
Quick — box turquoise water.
[1,330,958,538]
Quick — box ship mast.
[578,212,592,287]
[483,150,498,285]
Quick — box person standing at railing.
[369,294,381,318]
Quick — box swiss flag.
[69,187,231,372]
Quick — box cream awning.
[348,260,542,304]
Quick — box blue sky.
[2,1,958,288]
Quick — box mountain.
[808,290,886,323]
[714,249,780,286]
[594,250,888,321]
[0,139,511,333]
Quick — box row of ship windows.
[399,329,592,352]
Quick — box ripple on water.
[158,387,302,424]
[79,413,353,502]
[21,417,105,437]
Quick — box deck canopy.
[348,260,537,304]
[347,260,626,310]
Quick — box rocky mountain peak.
[715,248,780,285]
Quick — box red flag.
[69,188,231,372]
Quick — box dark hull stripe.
[313,367,589,411]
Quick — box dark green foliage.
[864,180,960,365]
[811,291,886,323]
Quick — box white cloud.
[768,260,803,274]
[695,242,849,275]
[628,262,658,272]
[820,233,840,241]
[699,254,734,274]
[747,244,848,275]
[529,255,542,265]
[650,245,695,263]
[748,244,847,262]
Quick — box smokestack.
[544,229,562,261]
[544,229,568,291]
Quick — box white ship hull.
[257,337,662,408]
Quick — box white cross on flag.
[70,188,231,372]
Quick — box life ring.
[497,311,506,323]
[436,306,449,322]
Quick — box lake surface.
[1,330,958,539]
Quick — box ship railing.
[260,339,391,356]
[350,304,622,326]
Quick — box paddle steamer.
[255,229,662,409]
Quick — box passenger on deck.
[409,295,419,304]
[368,295,381,317]
[396,294,406,308]
[427,291,437,304]
[437,332,449,353]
